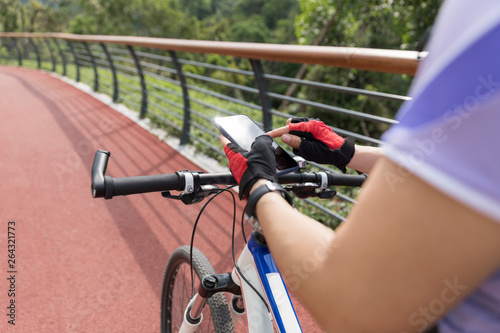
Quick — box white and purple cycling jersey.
[382,0,500,331]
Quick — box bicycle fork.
[178,271,245,333]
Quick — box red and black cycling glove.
[224,135,277,200]
[288,117,355,173]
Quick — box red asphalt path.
[0,66,322,332]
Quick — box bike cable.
[187,186,271,314]
[241,210,247,244]
[232,203,271,314]
[188,187,235,297]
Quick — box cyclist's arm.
[267,125,383,174]
[251,157,500,332]
[346,144,382,173]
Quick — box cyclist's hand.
[221,134,277,199]
[268,117,355,173]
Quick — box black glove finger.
[290,117,311,124]
[297,138,355,173]
[248,135,277,177]
[226,142,248,155]
[297,139,333,165]
[289,129,314,140]
[238,135,277,199]
[250,134,274,149]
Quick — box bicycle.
[91,149,365,332]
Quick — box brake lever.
[286,183,337,199]
[162,185,221,205]
[316,189,337,199]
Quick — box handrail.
[0,32,421,75]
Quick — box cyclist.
[220,0,500,332]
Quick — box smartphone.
[214,115,299,174]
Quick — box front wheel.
[161,245,234,333]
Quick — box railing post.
[11,38,22,66]
[100,43,119,102]
[29,38,41,69]
[45,39,56,72]
[54,39,66,76]
[0,38,5,62]
[83,42,99,91]
[169,50,191,145]
[67,41,80,82]
[127,45,148,118]
[250,59,273,132]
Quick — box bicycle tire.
[161,245,234,333]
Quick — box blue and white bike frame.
[233,231,303,332]
[180,230,303,333]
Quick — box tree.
[68,0,199,38]
[232,0,267,18]
[262,0,299,30]
[1,0,66,33]
[295,0,441,49]
[0,0,21,32]
[181,0,212,20]
[229,15,270,43]
[284,0,442,139]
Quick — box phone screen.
[214,115,298,173]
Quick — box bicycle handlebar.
[91,150,366,199]
[91,150,110,198]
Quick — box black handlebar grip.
[326,172,366,187]
[91,150,110,198]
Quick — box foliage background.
[1,0,441,127]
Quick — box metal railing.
[0,32,420,227]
